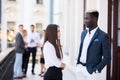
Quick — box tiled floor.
[22,63,43,80]
[18,63,76,80]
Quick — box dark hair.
[19,24,23,27]
[30,24,35,27]
[86,10,99,20]
[44,24,62,59]
[43,29,46,33]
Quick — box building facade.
[1,0,50,52]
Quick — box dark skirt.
[40,57,45,64]
[44,66,62,80]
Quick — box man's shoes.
[22,71,27,78]
[32,72,35,75]
[14,76,23,79]
[32,69,35,75]
[22,74,27,78]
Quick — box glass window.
[36,0,43,5]
[36,23,43,37]
[7,22,16,48]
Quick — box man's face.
[84,13,94,28]
[19,26,24,32]
[31,26,35,32]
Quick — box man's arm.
[96,34,111,72]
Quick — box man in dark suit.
[76,10,111,80]
[14,25,25,79]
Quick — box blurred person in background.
[14,25,25,79]
[26,25,40,75]
[22,29,28,77]
[39,30,46,77]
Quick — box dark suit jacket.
[15,32,25,53]
[77,28,111,74]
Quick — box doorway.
[108,0,120,80]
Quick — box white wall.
[62,0,84,70]
[97,0,108,32]
[23,0,33,30]
[44,0,51,29]
[86,0,108,32]
[86,0,98,11]
[17,0,24,29]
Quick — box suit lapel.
[80,30,87,54]
[81,30,88,44]
[88,28,100,48]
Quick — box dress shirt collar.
[87,27,98,34]
[18,31,22,35]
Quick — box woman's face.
[23,31,27,37]
[57,27,60,39]
[42,30,46,37]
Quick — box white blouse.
[43,41,62,69]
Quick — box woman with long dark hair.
[43,24,65,80]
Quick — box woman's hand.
[60,63,66,70]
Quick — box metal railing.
[0,50,15,80]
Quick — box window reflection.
[7,29,15,48]
[36,23,43,38]
[36,0,43,5]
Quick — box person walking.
[43,24,65,80]
[13,25,25,79]
[76,10,111,80]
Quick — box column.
[62,0,71,56]
[97,0,108,32]
[23,0,34,30]
[86,0,97,11]
[74,0,84,61]
[44,0,51,27]
[17,0,24,28]
[50,0,54,23]
[69,0,76,66]
[1,0,7,53]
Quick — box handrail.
[0,49,15,80]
